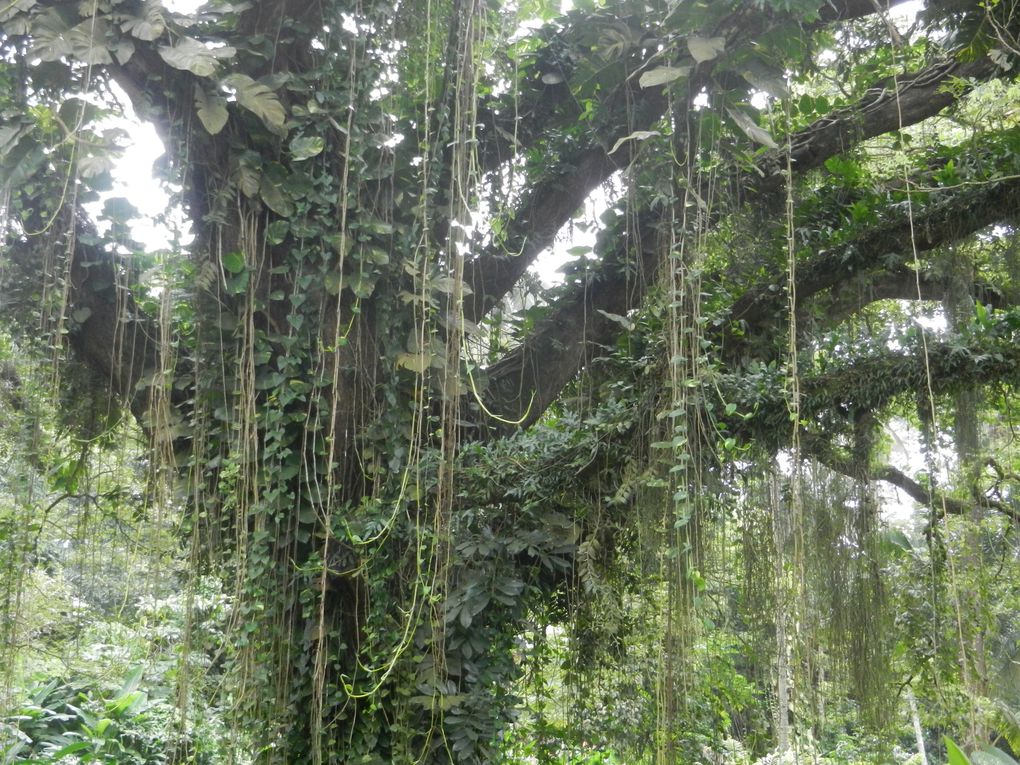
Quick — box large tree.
[2,0,1020,760]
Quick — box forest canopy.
[2,0,1020,762]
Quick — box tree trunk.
[907,686,930,765]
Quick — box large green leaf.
[289,135,325,161]
[66,16,114,60]
[0,131,45,193]
[946,737,973,765]
[686,35,725,63]
[159,36,236,77]
[49,742,93,758]
[221,251,246,274]
[222,73,287,134]
[0,0,36,25]
[194,84,229,135]
[78,151,116,178]
[30,7,74,61]
[972,747,1020,765]
[259,163,295,217]
[396,352,430,374]
[607,129,660,156]
[233,162,261,198]
[740,58,790,98]
[639,65,690,88]
[725,106,778,149]
[0,122,33,160]
[121,1,166,40]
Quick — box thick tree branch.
[874,464,1015,519]
[806,268,1012,327]
[463,0,897,324]
[480,215,661,430]
[803,438,1020,524]
[470,0,889,174]
[480,54,1007,432]
[463,105,662,324]
[728,333,1020,452]
[747,56,997,195]
[729,175,1020,351]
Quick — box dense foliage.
[3,0,1020,761]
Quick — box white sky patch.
[109,120,169,221]
[750,91,769,110]
[880,416,956,536]
[530,179,617,287]
[891,0,924,31]
[84,82,191,252]
[162,0,203,14]
[915,310,948,333]
[341,13,360,36]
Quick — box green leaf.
[225,271,248,295]
[0,135,45,191]
[68,18,114,64]
[78,152,115,178]
[824,154,862,181]
[102,196,139,223]
[324,272,343,295]
[49,742,92,758]
[30,13,114,65]
[686,35,725,63]
[946,737,973,765]
[121,1,166,40]
[223,73,287,134]
[259,164,295,217]
[0,0,35,25]
[348,272,376,298]
[596,309,634,331]
[289,135,325,160]
[740,59,789,98]
[112,38,135,64]
[159,36,236,77]
[232,155,261,198]
[116,666,145,699]
[107,690,146,717]
[266,220,290,244]
[194,84,229,135]
[221,251,246,274]
[607,129,660,156]
[30,7,73,61]
[0,123,32,159]
[432,275,459,294]
[725,106,778,149]
[973,748,1020,765]
[32,12,115,64]
[885,528,913,552]
[638,66,690,88]
[396,352,429,373]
